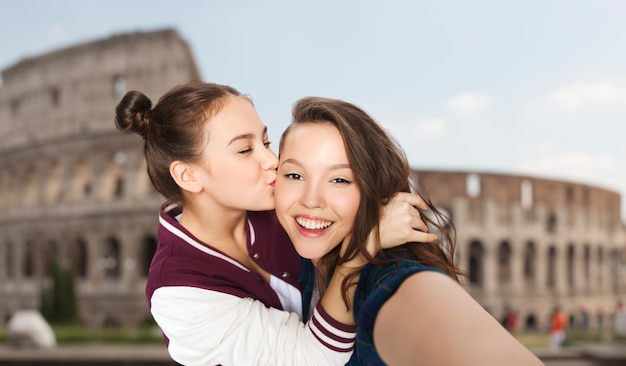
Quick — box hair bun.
[114,91,153,137]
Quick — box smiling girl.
[274,96,545,365]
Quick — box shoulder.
[374,271,544,365]
[395,270,462,299]
[359,259,442,294]
[353,261,445,341]
[385,271,505,340]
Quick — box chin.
[292,244,326,262]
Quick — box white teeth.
[295,217,333,230]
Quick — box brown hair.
[114,80,245,203]
[280,96,463,305]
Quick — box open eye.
[264,141,272,148]
[284,173,304,181]
[331,177,352,184]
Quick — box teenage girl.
[275,96,545,365]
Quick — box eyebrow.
[280,158,351,171]
[227,126,268,146]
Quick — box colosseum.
[0,28,625,332]
[0,28,200,328]
[414,170,626,331]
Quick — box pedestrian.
[613,301,626,336]
[550,306,567,351]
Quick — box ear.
[170,160,203,193]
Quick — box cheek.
[335,189,361,223]
[273,183,297,213]
[221,160,257,184]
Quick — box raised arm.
[325,191,439,323]
[373,271,544,366]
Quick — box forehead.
[285,122,341,142]
[206,96,265,140]
[282,122,348,160]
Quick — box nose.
[299,180,325,209]
[261,146,278,171]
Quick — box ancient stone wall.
[415,170,626,331]
[0,29,199,328]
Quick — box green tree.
[40,262,79,325]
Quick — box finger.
[395,192,429,211]
[412,217,429,233]
[408,205,422,220]
[410,231,438,243]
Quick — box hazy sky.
[2,0,626,219]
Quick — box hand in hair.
[378,192,437,250]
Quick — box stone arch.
[136,158,153,197]
[103,152,126,200]
[546,212,557,234]
[4,240,15,279]
[597,246,604,288]
[497,240,512,285]
[583,244,591,289]
[102,237,121,279]
[50,86,60,107]
[72,158,93,199]
[7,168,19,208]
[71,238,88,278]
[523,241,536,286]
[468,240,485,285]
[567,243,576,290]
[611,248,620,294]
[525,313,538,330]
[42,240,58,277]
[547,245,557,289]
[23,165,38,207]
[23,240,36,278]
[44,160,63,204]
[141,235,158,276]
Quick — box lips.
[294,216,333,237]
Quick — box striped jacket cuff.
[308,302,356,352]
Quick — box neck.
[179,197,247,251]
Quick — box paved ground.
[536,342,626,366]
[0,344,176,365]
[1,341,625,365]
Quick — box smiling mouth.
[295,216,333,230]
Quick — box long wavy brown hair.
[280,96,464,306]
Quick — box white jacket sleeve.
[150,286,355,366]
